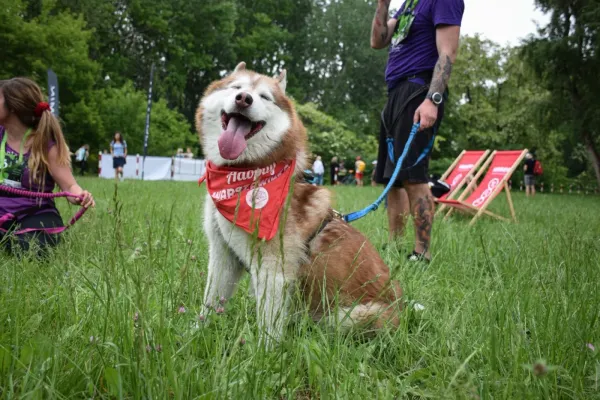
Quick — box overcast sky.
[389,0,550,46]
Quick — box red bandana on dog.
[199,159,296,241]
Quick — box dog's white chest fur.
[203,194,256,267]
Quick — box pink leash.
[0,185,88,235]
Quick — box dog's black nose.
[235,92,253,108]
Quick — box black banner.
[47,69,59,118]
[141,64,155,180]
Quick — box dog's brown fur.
[196,64,402,331]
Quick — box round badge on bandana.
[246,187,269,209]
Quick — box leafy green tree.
[524,0,600,188]
[292,0,389,141]
[0,0,101,150]
[441,35,504,153]
[96,83,192,156]
[296,101,377,167]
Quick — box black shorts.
[1,211,64,257]
[374,77,445,187]
[113,156,126,169]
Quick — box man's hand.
[413,99,438,131]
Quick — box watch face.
[432,93,443,104]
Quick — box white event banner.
[98,154,206,181]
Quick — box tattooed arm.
[371,0,397,49]
[428,25,461,97]
[414,25,461,130]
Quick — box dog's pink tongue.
[218,116,252,160]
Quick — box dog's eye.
[260,94,272,101]
[231,85,241,90]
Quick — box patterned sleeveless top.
[0,126,59,220]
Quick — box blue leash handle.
[343,122,434,223]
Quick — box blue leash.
[342,122,435,223]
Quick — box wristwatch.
[427,92,443,106]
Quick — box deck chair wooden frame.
[438,149,528,226]
[435,149,491,216]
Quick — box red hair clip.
[34,102,50,117]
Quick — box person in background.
[185,147,194,159]
[371,160,378,186]
[75,144,89,176]
[312,155,325,186]
[110,132,127,182]
[524,152,536,197]
[338,159,348,184]
[175,148,184,158]
[330,156,339,185]
[0,77,95,257]
[355,156,366,187]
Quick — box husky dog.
[196,62,402,344]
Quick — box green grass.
[1,178,600,399]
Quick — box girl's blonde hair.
[0,77,71,186]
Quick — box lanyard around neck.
[403,0,419,14]
[0,128,32,179]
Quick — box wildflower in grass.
[191,255,197,261]
[155,344,162,352]
[219,296,226,305]
[240,337,246,346]
[587,343,595,352]
[198,314,206,322]
[89,336,95,344]
[533,361,547,376]
[178,306,186,314]
[215,306,225,314]
[145,345,152,353]
[187,239,193,245]
[134,312,139,322]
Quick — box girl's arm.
[47,146,95,208]
[124,142,128,157]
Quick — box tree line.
[1,0,598,188]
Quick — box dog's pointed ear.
[277,69,287,93]
[234,62,246,73]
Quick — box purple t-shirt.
[386,0,465,89]
[0,126,58,221]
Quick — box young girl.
[110,132,127,181]
[0,77,94,256]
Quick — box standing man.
[330,156,340,185]
[371,0,464,262]
[523,152,536,197]
[75,144,89,176]
[312,155,325,186]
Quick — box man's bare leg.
[404,182,434,260]
[387,187,410,240]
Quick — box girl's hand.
[69,190,95,208]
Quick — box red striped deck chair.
[438,149,528,226]
[435,150,490,215]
